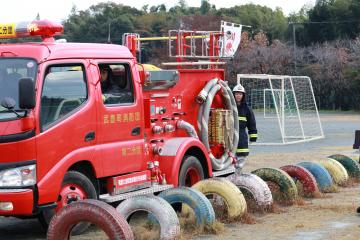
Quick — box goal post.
[237,74,324,145]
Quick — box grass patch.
[322,184,339,193]
[132,221,160,240]
[177,209,225,239]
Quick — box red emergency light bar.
[0,19,63,40]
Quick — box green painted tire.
[328,154,360,178]
[252,167,298,203]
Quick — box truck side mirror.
[19,78,35,109]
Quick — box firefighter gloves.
[249,133,257,142]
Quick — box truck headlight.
[0,164,36,187]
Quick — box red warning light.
[0,19,63,40]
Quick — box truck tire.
[317,159,349,186]
[297,162,333,192]
[252,168,298,203]
[39,171,97,235]
[116,195,180,240]
[157,187,215,225]
[179,155,205,187]
[328,154,360,178]
[226,173,273,207]
[280,165,319,197]
[191,178,247,219]
[47,199,134,240]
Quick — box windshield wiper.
[0,97,25,118]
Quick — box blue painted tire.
[297,162,333,192]
[158,187,215,225]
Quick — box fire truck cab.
[0,20,241,228]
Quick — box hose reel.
[196,78,239,170]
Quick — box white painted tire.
[226,173,273,207]
[116,195,180,240]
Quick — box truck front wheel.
[178,155,204,187]
[39,171,97,235]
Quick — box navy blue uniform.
[236,101,257,157]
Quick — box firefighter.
[233,84,257,170]
[100,65,113,94]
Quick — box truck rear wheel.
[39,171,97,235]
[179,155,204,187]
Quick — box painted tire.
[251,168,298,203]
[226,173,273,207]
[317,159,349,186]
[328,154,360,178]
[297,162,333,192]
[157,187,215,225]
[191,178,247,219]
[47,199,134,240]
[280,165,319,196]
[116,195,180,240]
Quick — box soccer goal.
[237,74,324,145]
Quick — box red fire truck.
[0,19,242,230]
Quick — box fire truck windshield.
[0,59,37,119]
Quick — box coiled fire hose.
[196,78,239,170]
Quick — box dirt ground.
[196,112,360,240]
[195,149,360,240]
[0,112,360,240]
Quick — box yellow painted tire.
[191,178,247,219]
[317,159,349,186]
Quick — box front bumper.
[0,189,33,215]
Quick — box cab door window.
[40,65,87,130]
[99,63,134,105]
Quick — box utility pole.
[107,22,111,44]
[290,22,297,74]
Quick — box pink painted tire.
[47,199,134,240]
[280,165,319,196]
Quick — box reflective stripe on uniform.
[237,148,249,153]
[238,116,247,121]
[249,134,258,138]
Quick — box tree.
[304,0,360,44]
[200,0,211,15]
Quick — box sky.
[0,0,316,23]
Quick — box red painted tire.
[47,199,134,240]
[280,165,319,196]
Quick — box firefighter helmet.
[232,84,246,93]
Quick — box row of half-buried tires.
[47,187,214,240]
[47,154,360,239]
[46,176,267,240]
[252,154,360,202]
[222,154,360,206]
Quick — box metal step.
[100,184,173,203]
[212,165,236,177]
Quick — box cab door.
[95,61,145,176]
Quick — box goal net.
[237,74,324,145]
